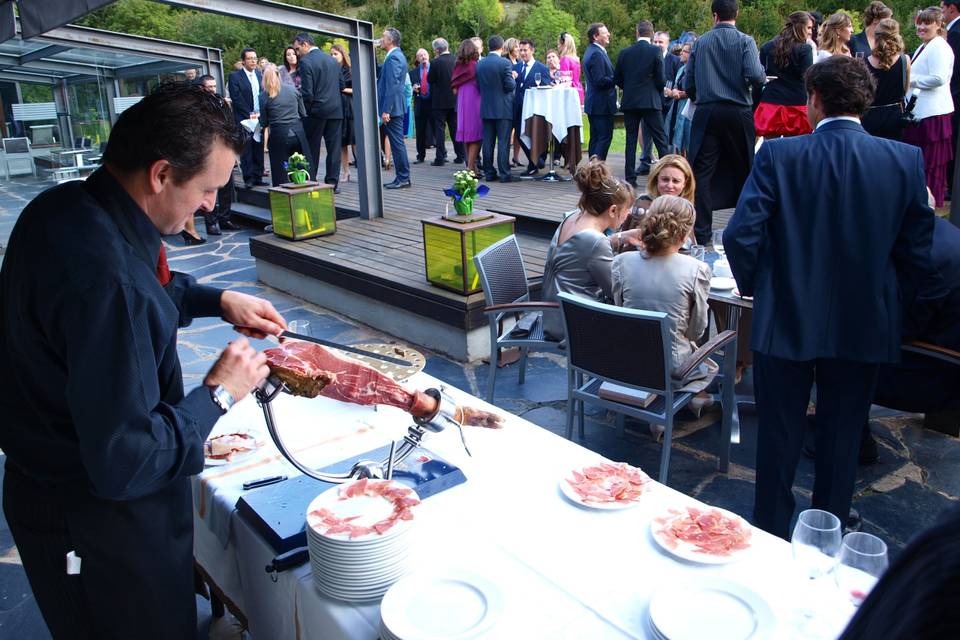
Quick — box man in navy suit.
[512,39,550,176]
[583,23,616,160]
[377,27,411,189]
[476,35,516,182]
[615,21,669,186]
[227,48,264,189]
[942,0,960,196]
[725,57,947,540]
[294,33,343,190]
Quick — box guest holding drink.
[558,32,584,105]
[666,43,693,154]
[904,6,955,207]
[862,18,909,141]
[850,1,894,59]
[612,195,717,402]
[452,38,484,177]
[541,159,638,340]
[755,12,815,138]
[546,50,562,82]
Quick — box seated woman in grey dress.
[541,159,639,339]
[612,195,717,403]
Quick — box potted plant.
[443,170,489,217]
[285,152,310,185]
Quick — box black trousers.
[587,114,613,160]
[305,116,343,184]
[482,118,512,180]
[238,128,263,184]
[624,109,669,181]
[413,97,433,160]
[267,124,313,187]
[690,103,755,244]
[3,465,197,639]
[752,353,880,540]
[431,107,464,161]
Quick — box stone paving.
[0,175,958,638]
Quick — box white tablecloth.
[194,372,857,639]
[520,86,583,149]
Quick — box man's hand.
[221,291,286,339]
[204,338,270,403]
[382,112,391,123]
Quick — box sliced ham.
[655,506,752,556]
[565,462,651,504]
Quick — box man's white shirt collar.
[948,16,960,31]
[816,115,860,129]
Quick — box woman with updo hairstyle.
[612,195,717,396]
[904,6,955,207]
[862,18,909,140]
[816,12,854,61]
[541,159,638,339]
[755,12,814,138]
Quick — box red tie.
[421,65,428,96]
[156,244,171,286]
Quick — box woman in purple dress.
[452,38,483,178]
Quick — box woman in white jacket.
[904,6,955,206]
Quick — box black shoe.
[431,158,446,166]
[637,164,652,175]
[334,186,341,194]
[537,160,546,170]
[206,222,222,236]
[522,168,540,177]
[385,180,411,189]
[845,508,862,534]
[220,219,240,231]
[499,176,515,183]
[243,181,255,190]
[453,157,465,164]
[626,178,638,188]
[483,174,496,181]
[414,158,425,164]
[180,231,206,246]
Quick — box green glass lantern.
[269,184,336,241]
[421,211,515,294]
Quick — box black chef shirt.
[0,168,225,499]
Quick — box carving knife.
[279,331,414,367]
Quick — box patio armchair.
[473,235,565,404]
[558,292,737,485]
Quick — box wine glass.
[690,245,706,262]
[535,72,542,87]
[712,229,726,259]
[835,532,888,607]
[792,509,842,628]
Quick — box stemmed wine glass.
[712,229,726,260]
[835,532,888,607]
[534,72,542,88]
[792,509,842,629]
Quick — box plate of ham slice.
[560,462,652,510]
[204,429,263,466]
[651,505,753,564]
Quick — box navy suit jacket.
[377,48,408,117]
[512,59,550,119]
[614,40,664,111]
[299,48,343,119]
[583,42,616,115]
[724,120,946,363]
[476,53,515,120]
[227,68,262,123]
[948,20,960,105]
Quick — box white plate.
[558,463,650,511]
[649,578,775,640]
[203,429,263,466]
[305,480,419,542]
[380,569,505,640]
[710,277,736,291]
[650,506,753,565]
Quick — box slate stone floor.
[1,176,958,638]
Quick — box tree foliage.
[518,0,577,53]
[456,0,504,37]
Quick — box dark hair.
[293,32,315,46]
[774,12,812,67]
[587,23,606,43]
[636,20,654,38]
[330,43,351,69]
[804,55,875,116]
[456,38,479,64]
[944,0,960,7]
[283,46,297,72]
[712,0,738,21]
[240,47,257,62]
[519,38,535,49]
[488,34,504,51]
[102,83,245,184]
[574,158,634,216]
[863,1,893,26]
[199,74,215,85]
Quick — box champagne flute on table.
[835,532,888,607]
[792,509,842,626]
[535,72,542,88]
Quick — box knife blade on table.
[278,331,414,367]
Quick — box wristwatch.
[209,385,236,414]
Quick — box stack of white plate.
[305,479,419,602]
[647,578,776,640]
[380,569,505,639]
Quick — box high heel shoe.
[384,158,393,171]
[180,230,206,246]
[340,171,351,183]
